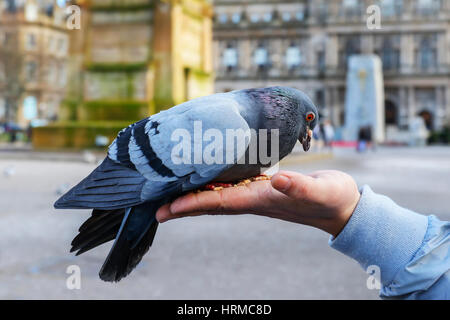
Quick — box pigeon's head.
[263,87,319,151]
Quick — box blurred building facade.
[0,0,68,126]
[33,0,214,149]
[213,0,450,133]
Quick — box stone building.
[213,0,450,135]
[33,0,214,149]
[0,0,68,126]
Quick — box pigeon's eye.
[306,112,315,122]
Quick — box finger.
[155,203,172,223]
[169,189,228,215]
[271,170,317,200]
[156,203,207,223]
[168,181,269,215]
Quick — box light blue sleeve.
[329,185,450,300]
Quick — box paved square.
[0,147,449,299]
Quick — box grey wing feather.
[54,157,147,210]
[56,93,252,210]
[148,95,252,189]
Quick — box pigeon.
[54,86,318,282]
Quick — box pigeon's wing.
[139,95,253,193]
[108,94,252,195]
[54,117,180,210]
[53,156,148,209]
[55,95,252,210]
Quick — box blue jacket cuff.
[329,185,429,285]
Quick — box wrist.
[319,190,361,237]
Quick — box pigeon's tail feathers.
[54,157,146,210]
[99,201,163,282]
[70,208,125,256]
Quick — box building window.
[282,12,291,22]
[339,36,361,67]
[263,12,272,23]
[315,1,328,23]
[59,65,67,86]
[6,0,17,13]
[48,36,56,52]
[253,43,269,71]
[223,43,238,72]
[380,0,402,17]
[417,0,441,15]
[57,0,66,7]
[58,38,67,55]
[217,13,228,24]
[295,10,305,21]
[317,50,326,73]
[26,61,38,82]
[380,38,400,70]
[343,0,358,8]
[47,62,57,83]
[385,100,398,125]
[25,1,38,21]
[285,44,302,70]
[3,32,12,47]
[26,33,37,50]
[23,96,38,120]
[315,90,325,108]
[231,12,241,24]
[250,13,260,23]
[341,0,361,17]
[417,35,437,70]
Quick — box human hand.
[156,170,361,237]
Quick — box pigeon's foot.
[197,174,272,192]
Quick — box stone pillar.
[400,33,414,74]
[240,39,251,76]
[399,87,408,127]
[408,86,416,123]
[326,34,338,69]
[403,0,414,20]
[436,33,446,67]
[330,87,340,126]
[270,38,283,77]
[445,85,450,127]
[306,36,315,74]
[435,86,445,130]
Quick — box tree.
[0,29,25,123]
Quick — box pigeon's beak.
[299,127,313,152]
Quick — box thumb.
[271,171,312,199]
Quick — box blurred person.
[322,119,335,149]
[409,116,429,147]
[357,125,374,152]
[312,125,324,152]
[157,170,450,300]
[357,126,367,152]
